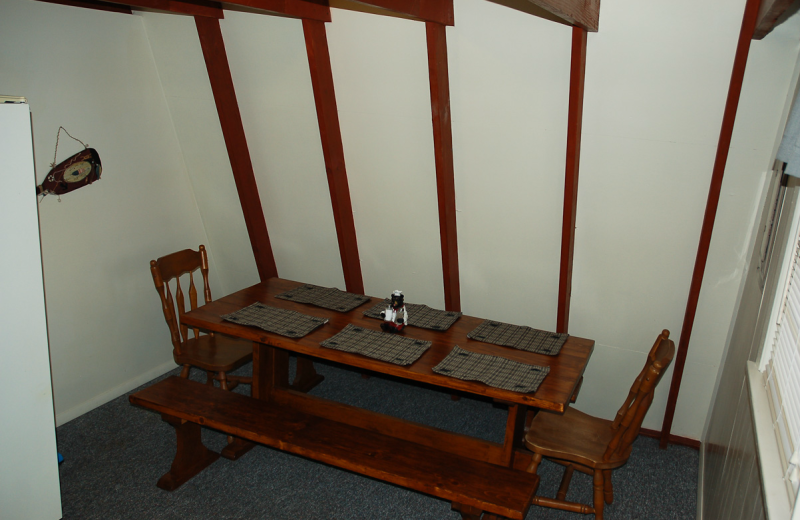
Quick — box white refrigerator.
[0,99,63,519]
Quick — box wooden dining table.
[132,277,594,520]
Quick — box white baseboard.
[55,361,176,426]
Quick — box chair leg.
[206,371,214,385]
[603,470,613,504]
[557,464,575,501]
[180,364,191,378]
[593,470,605,520]
[218,371,229,391]
[526,452,543,474]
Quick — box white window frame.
[755,173,800,518]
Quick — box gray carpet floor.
[56,358,698,519]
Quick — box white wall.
[136,0,800,440]
[0,0,212,424]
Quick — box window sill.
[747,360,793,518]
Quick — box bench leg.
[220,437,255,461]
[156,414,219,491]
[451,502,488,520]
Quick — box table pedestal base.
[291,357,325,392]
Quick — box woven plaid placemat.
[275,284,371,313]
[221,302,328,338]
[467,320,568,356]
[432,345,550,393]
[320,324,432,366]
[363,300,462,331]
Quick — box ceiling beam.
[39,0,331,20]
[753,0,796,39]
[348,0,454,25]
[39,0,224,17]
[523,0,599,31]
[37,0,133,14]
[221,0,331,21]
[131,0,224,17]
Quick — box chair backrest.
[603,329,676,461]
[150,245,213,356]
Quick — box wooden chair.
[150,245,253,392]
[523,329,676,520]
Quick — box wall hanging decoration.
[37,126,101,199]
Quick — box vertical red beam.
[302,19,364,294]
[195,16,278,281]
[660,0,762,449]
[556,27,587,334]
[426,21,461,312]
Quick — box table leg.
[501,403,528,468]
[156,414,219,491]
[253,343,290,402]
[292,356,325,392]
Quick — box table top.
[180,278,594,412]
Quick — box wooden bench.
[130,376,539,520]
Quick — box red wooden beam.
[350,0,454,25]
[195,16,278,281]
[303,19,364,295]
[659,0,763,449]
[426,21,461,312]
[556,26,587,334]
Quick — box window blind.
[764,231,800,509]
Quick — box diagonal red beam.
[659,0,763,449]
[195,16,278,281]
[350,0,454,25]
[302,19,364,295]
[556,26,587,334]
[426,21,460,312]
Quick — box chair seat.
[174,334,253,373]
[524,407,631,470]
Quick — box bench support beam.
[156,414,219,491]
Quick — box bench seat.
[130,376,539,520]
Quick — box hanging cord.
[50,126,88,169]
